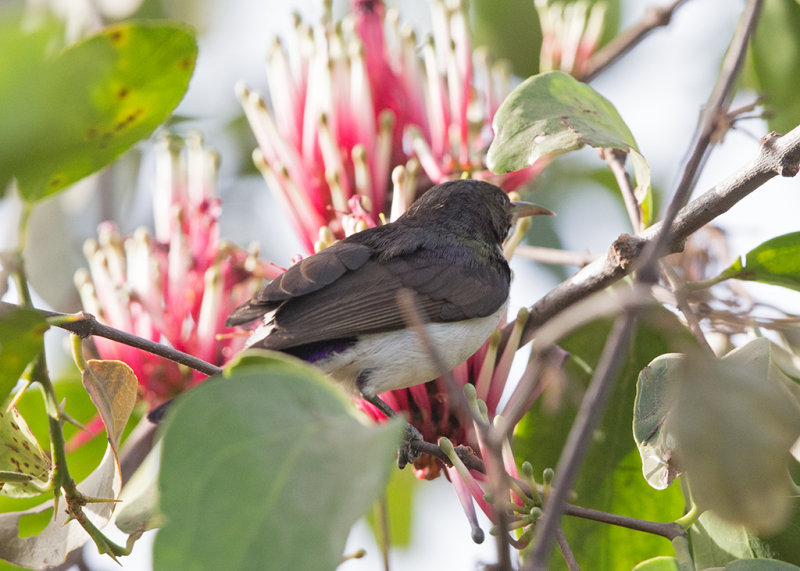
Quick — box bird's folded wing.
[225,241,374,326]
[259,254,509,350]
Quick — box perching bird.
[225,178,554,467]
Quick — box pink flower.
[75,134,281,405]
[234,0,577,534]
[238,0,545,253]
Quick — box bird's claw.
[397,423,424,469]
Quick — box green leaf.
[726,560,800,570]
[632,556,679,571]
[366,464,418,548]
[0,19,197,201]
[716,232,800,292]
[0,307,47,402]
[746,0,800,134]
[80,359,138,454]
[488,71,651,222]
[689,511,765,568]
[154,352,403,571]
[514,310,692,569]
[633,353,683,490]
[471,0,542,78]
[671,339,800,534]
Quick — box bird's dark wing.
[254,251,509,350]
[225,241,374,326]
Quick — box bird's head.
[403,179,554,244]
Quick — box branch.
[582,0,692,82]
[668,0,764,214]
[563,504,685,540]
[505,123,800,350]
[514,246,598,267]
[0,300,222,378]
[526,311,639,568]
[522,6,768,563]
[601,147,642,233]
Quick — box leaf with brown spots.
[0,18,197,201]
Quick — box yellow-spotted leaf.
[0,408,50,498]
[0,446,121,568]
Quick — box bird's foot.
[397,423,424,469]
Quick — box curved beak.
[511,201,555,221]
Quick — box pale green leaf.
[488,71,651,222]
[514,311,691,569]
[632,556,680,571]
[671,339,800,534]
[726,560,800,570]
[746,0,800,134]
[153,353,403,571]
[633,353,683,490]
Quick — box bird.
[225,178,554,468]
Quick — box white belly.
[315,302,507,397]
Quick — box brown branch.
[526,311,639,568]
[524,4,768,564]
[582,0,692,82]
[563,504,685,540]
[505,123,800,351]
[0,301,223,378]
[667,0,764,215]
[601,147,642,233]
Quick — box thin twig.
[670,0,763,207]
[395,289,514,563]
[601,147,642,233]
[638,0,764,285]
[555,527,579,571]
[583,0,692,82]
[526,311,638,569]
[395,289,483,428]
[514,246,598,267]
[563,503,685,540]
[0,301,222,377]
[658,261,715,354]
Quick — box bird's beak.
[511,201,555,221]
